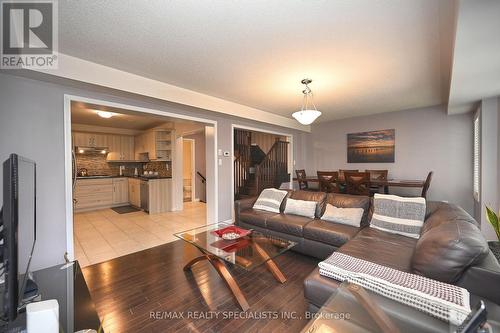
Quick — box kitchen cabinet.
[128,178,141,207]
[107,134,135,161]
[73,132,108,147]
[112,178,129,204]
[148,178,173,214]
[74,178,113,211]
[134,129,174,161]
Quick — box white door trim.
[63,94,218,261]
[230,124,294,221]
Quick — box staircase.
[234,130,289,200]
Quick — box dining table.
[292,177,426,194]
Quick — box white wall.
[309,105,474,214]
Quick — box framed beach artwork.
[347,129,395,163]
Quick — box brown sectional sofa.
[235,190,500,313]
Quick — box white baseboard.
[220,219,234,224]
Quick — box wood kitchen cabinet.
[134,128,174,161]
[112,178,129,204]
[128,178,141,207]
[73,132,108,147]
[107,134,135,161]
[74,178,113,212]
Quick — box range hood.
[75,146,109,154]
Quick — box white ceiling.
[58,0,455,123]
[71,101,206,131]
[448,0,500,114]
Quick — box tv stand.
[2,261,101,332]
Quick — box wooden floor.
[82,239,319,333]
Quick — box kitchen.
[71,102,209,267]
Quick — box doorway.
[183,139,195,202]
[231,124,293,218]
[64,95,218,265]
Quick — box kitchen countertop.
[76,175,172,181]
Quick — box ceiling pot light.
[96,111,114,119]
[292,78,322,125]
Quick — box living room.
[0,1,500,332]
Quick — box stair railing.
[234,129,252,198]
[255,140,289,194]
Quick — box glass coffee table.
[174,223,296,311]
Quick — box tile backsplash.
[75,152,171,177]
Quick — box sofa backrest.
[289,190,326,218]
[411,202,491,283]
[325,193,371,227]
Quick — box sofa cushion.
[303,219,359,247]
[370,194,426,239]
[253,188,288,213]
[321,204,364,227]
[411,203,490,283]
[284,198,317,218]
[289,190,327,218]
[239,209,278,228]
[266,213,315,237]
[326,193,371,227]
[338,227,418,272]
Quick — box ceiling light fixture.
[292,79,322,125]
[96,111,115,119]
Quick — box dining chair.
[339,169,359,182]
[421,171,433,199]
[366,169,388,195]
[344,172,371,196]
[317,171,340,193]
[295,169,310,191]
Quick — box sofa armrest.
[234,196,258,224]
[457,266,500,304]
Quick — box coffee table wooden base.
[183,249,287,311]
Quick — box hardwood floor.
[82,239,319,333]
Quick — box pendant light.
[292,78,322,125]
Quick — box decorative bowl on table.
[212,226,251,240]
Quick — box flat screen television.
[0,153,37,321]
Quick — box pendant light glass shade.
[292,109,322,125]
[293,79,321,125]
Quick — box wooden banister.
[255,140,289,194]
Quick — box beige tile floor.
[73,202,207,267]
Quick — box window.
[473,110,481,201]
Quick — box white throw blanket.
[318,252,470,325]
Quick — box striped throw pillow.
[370,194,426,239]
[253,188,288,213]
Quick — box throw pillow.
[284,198,317,218]
[370,194,426,239]
[321,204,364,227]
[252,188,288,213]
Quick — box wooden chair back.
[339,169,359,182]
[344,172,371,196]
[366,170,388,181]
[421,171,433,199]
[317,171,340,193]
[295,169,309,190]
